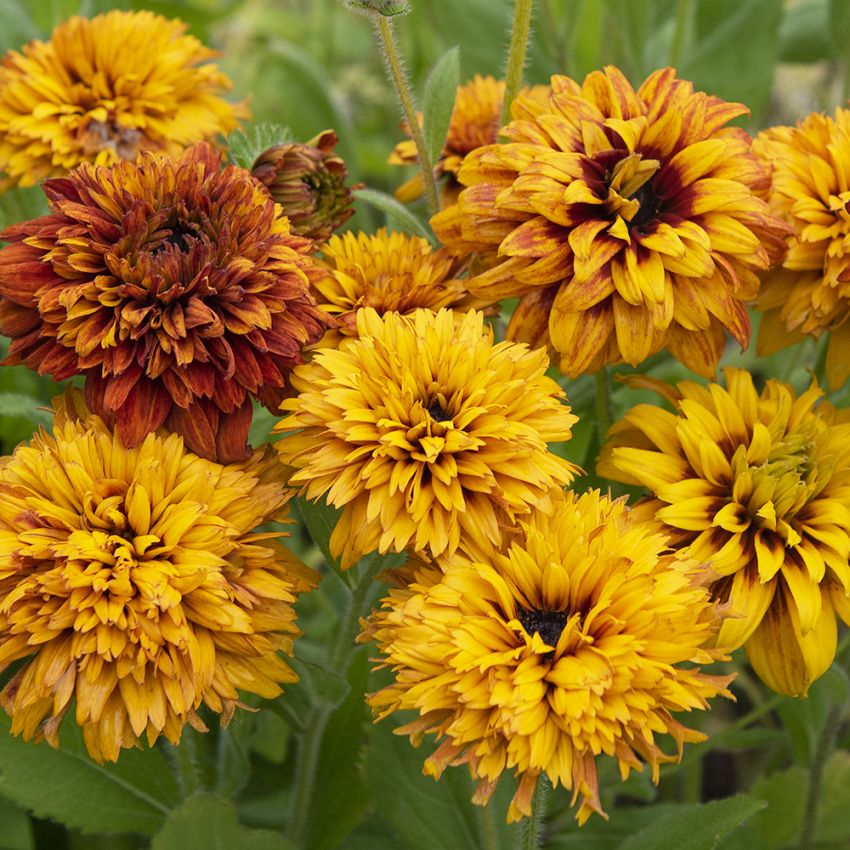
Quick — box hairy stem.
[501,0,535,126]
[521,777,548,850]
[374,15,440,215]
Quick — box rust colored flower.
[0,390,316,762]
[0,10,244,187]
[0,142,331,462]
[312,228,474,345]
[252,130,358,244]
[431,67,790,379]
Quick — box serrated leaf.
[151,793,290,850]
[617,796,766,850]
[0,713,178,836]
[422,46,460,168]
[354,188,434,242]
[226,124,293,170]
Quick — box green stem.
[595,367,612,443]
[520,777,548,850]
[291,556,385,848]
[798,704,843,850]
[669,0,692,69]
[477,801,502,850]
[501,0,535,126]
[373,15,440,216]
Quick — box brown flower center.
[428,400,452,422]
[79,118,143,160]
[518,607,568,649]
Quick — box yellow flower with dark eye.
[312,228,475,345]
[598,368,850,696]
[275,308,578,568]
[0,391,316,762]
[360,490,731,824]
[755,109,850,390]
[0,10,244,187]
[432,67,790,379]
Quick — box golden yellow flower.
[275,308,578,568]
[432,66,790,378]
[360,490,731,824]
[598,369,850,696]
[0,10,244,187]
[0,391,315,762]
[312,228,474,345]
[755,109,850,389]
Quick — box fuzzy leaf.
[422,46,460,168]
[226,124,293,170]
[354,188,434,242]
[151,793,291,850]
[0,713,178,836]
[0,393,52,425]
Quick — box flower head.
[312,228,474,345]
[432,67,790,378]
[252,130,357,244]
[275,308,578,568]
[360,490,731,824]
[0,11,244,187]
[0,141,331,462]
[598,369,850,696]
[0,390,316,762]
[755,109,850,389]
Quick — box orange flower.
[432,67,790,378]
[0,142,331,462]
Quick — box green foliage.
[151,793,291,850]
[353,187,434,240]
[422,46,460,166]
[0,713,177,836]
[226,124,293,169]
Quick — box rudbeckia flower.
[432,67,790,378]
[275,308,578,568]
[0,141,331,462]
[0,391,316,762]
[598,368,850,696]
[0,10,244,187]
[252,130,357,244]
[312,228,474,345]
[361,490,731,824]
[755,109,850,389]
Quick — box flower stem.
[501,0,535,126]
[798,704,843,850]
[373,15,440,216]
[595,367,612,443]
[520,777,548,850]
[669,0,692,69]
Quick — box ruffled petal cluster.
[432,67,790,378]
[0,141,331,462]
[0,392,316,762]
[599,368,850,695]
[275,308,578,567]
[312,228,475,345]
[755,109,850,389]
[361,490,730,823]
[0,11,244,187]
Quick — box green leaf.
[422,46,460,167]
[291,495,344,576]
[679,0,784,125]
[748,764,807,847]
[0,393,52,426]
[617,796,766,850]
[290,657,352,709]
[0,186,48,232]
[0,713,179,836]
[0,797,33,850]
[226,124,293,170]
[814,751,850,845]
[363,713,522,850]
[152,793,291,850]
[779,0,835,62]
[353,187,434,242]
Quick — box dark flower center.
[518,607,568,649]
[428,400,452,422]
[629,181,661,230]
[151,220,197,255]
